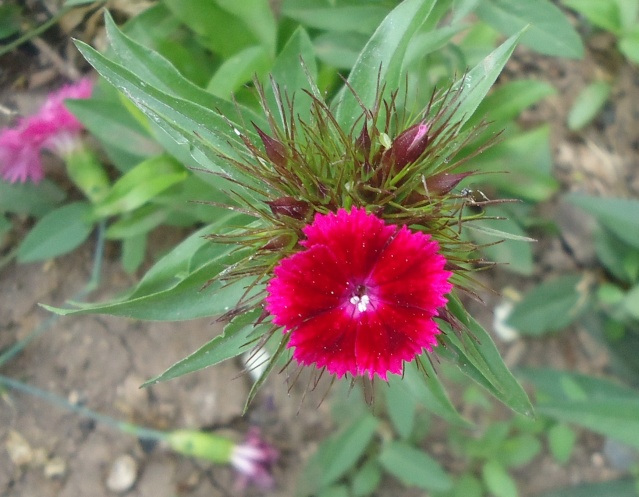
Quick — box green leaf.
[595,227,639,284]
[318,486,350,497]
[121,234,146,274]
[100,12,264,130]
[464,222,536,243]
[507,274,589,335]
[92,155,187,218]
[352,460,382,497]
[566,193,639,249]
[162,0,258,57]
[466,209,535,275]
[561,0,623,34]
[267,27,318,122]
[206,46,271,98]
[404,25,467,69]
[476,0,584,58]
[619,29,639,64]
[65,93,160,171]
[449,473,484,497]
[0,215,11,237]
[518,367,639,402]
[497,434,542,468]
[547,424,576,465]
[43,235,256,320]
[385,377,418,439]
[105,205,169,240]
[302,414,379,491]
[0,180,66,217]
[391,360,471,427]
[216,0,277,56]
[282,3,389,34]
[0,5,21,39]
[470,79,556,127]
[538,398,639,451]
[17,202,93,263]
[446,30,524,130]
[481,460,518,497]
[126,217,238,299]
[567,81,612,130]
[334,0,437,131]
[143,310,264,386]
[622,284,639,320]
[314,32,368,70]
[378,441,452,492]
[439,295,534,416]
[467,126,559,202]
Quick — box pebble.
[106,454,138,493]
[44,457,67,479]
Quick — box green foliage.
[567,81,612,130]
[507,274,590,335]
[17,202,93,263]
[300,414,379,494]
[562,0,639,62]
[481,460,519,497]
[379,442,452,492]
[0,180,66,217]
[476,0,584,58]
[547,423,577,465]
[521,368,639,451]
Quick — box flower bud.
[167,430,234,463]
[261,233,295,251]
[355,122,371,158]
[253,125,287,169]
[387,122,430,171]
[266,197,311,220]
[425,171,474,196]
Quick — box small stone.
[44,457,67,479]
[106,454,138,493]
[5,430,33,466]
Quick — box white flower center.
[349,294,370,312]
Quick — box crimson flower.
[0,78,92,183]
[266,207,452,380]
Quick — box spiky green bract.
[204,78,504,343]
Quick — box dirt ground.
[1,6,639,497]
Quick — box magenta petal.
[265,208,452,380]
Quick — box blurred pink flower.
[230,427,279,491]
[0,78,93,183]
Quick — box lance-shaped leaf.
[334,0,437,131]
[103,12,264,130]
[438,295,534,416]
[143,309,266,386]
[449,29,524,131]
[43,214,258,321]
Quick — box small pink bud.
[253,125,287,169]
[387,122,430,171]
[266,197,310,220]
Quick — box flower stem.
[0,374,167,442]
